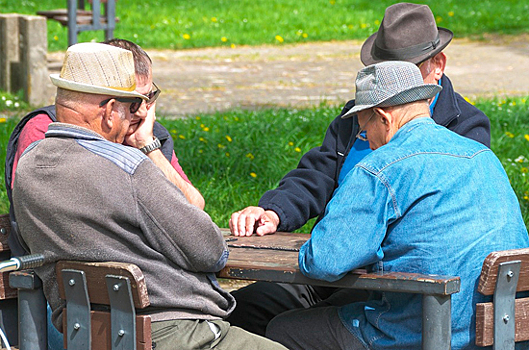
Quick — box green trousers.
[151,319,288,350]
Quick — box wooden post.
[16,15,49,106]
[0,14,20,92]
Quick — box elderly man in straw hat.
[264,61,529,349]
[11,43,287,350]
[228,2,491,337]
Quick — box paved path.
[47,35,529,117]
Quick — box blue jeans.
[47,303,65,350]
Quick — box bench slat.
[478,248,529,295]
[62,309,151,350]
[0,214,12,252]
[56,261,149,309]
[475,297,529,346]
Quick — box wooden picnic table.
[218,229,460,350]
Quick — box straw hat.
[342,61,442,118]
[50,42,147,100]
[361,3,453,66]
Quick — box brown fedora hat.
[360,3,453,66]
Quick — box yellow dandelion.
[218,143,225,149]
[170,129,177,134]
[360,23,367,29]
[246,153,255,160]
[211,17,217,22]
[295,147,301,152]
[203,127,210,132]
[524,195,529,201]
[199,149,204,154]
[330,0,336,4]
[230,43,236,49]
[511,101,517,106]
[53,35,59,41]
[522,167,529,173]
[179,135,186,139]
[524,134,529,142]
[505,132,515,138]
[275,35,284,43]
[436,16,443,23]
[288,141,294,146]
[225,152,230,157]
[221,37,228,42]
[250,172,257,178]
[183,33,191,40]
[226,135,232,142]
[196,116,201,120]
[448,11,454,17]
[199,137,207,142]
[200,123,205,128]
[302,33,308,38]
[463,96,475,105]
[374,20,380,26]
[0,117,6,123]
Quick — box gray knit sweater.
[13,123,234,330]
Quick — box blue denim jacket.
[299,118,529,350]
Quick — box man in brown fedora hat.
[227,1,491,338]
[11,42,287,350]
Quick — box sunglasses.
[144,82,161,105]
[99,97,144,114]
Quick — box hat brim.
[360,27,453,66]
[342,84,442,118]
[50,74,148,100]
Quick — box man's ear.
[374,107,391,128]
[101,99,115,133]
[432,52,446,80]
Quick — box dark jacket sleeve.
[434,75,491,148]
[258,101,357,232]
[447,92,491,147]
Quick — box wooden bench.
[0,214,19,348]
[56,260,152,350]
[476,248,529,348]
[37,0,117,46]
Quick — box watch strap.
[139,137,162,154]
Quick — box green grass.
[3,97,527,232]
[2,0,528,52]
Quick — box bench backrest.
[56,260,151,350]
[0,214,17,299]
[476,248,529,347]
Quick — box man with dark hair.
[227,2,492,336]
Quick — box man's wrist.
[139,137,161,154]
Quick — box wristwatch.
[139,137,162,154]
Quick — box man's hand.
[125,102,156,149]
[229,206,280,236]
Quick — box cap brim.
[360,27,453,66]
[50,74,148,100]
[341,84,442,118]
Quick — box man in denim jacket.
[265,61,529,349]
[228,3,492,336]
